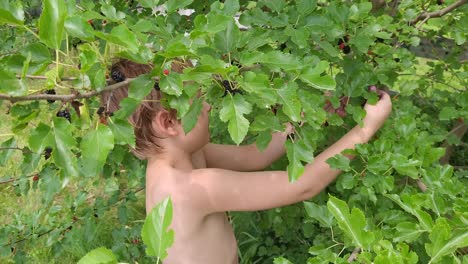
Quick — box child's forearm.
[299,125,372,196]
[250,131,289,168]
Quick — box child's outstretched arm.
[202,123,293,171]
[191,91,392,213]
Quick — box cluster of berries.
[56,110,71,122]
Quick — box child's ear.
[153,110,179,136]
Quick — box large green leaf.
[80,124,114,176]
[166,0,193,13]
[0,68,27,96]
[214,19,239,53]
[304,202,333,228]
[219,94,252,145]
[260,51,301,71]
[64,16,94,41]
[141,197,174,260]
[181,97,203,134]
[52,118,78,177]
[286,139,313,182]
[39,0,67,49]
[77,247,118,264]
[108,119,135,147]
[276,83,302,122]
[0,1,24,25]
[384,194,433,231]
[426,218,468,263]
[128,74,154,100]
[0,138,16,167]
[327,196,375,249]
[94,24,139,53]
[160,73,183,96]
[28,123,52,153]
[326,154,351,172]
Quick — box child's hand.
[362,90,392,135]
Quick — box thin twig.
[0,78,135,103]
[16,74,78,81]
[410,0,468,25]
[347,248,361,263]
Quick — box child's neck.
[149,147,194,171]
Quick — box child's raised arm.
[191,91,392,214]
[202,123,293,171]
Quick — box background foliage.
[0,0,467,263]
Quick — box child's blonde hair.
[102,59,191,160]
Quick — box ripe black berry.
[44,147,52,160]
[45,89,56,103]
[56,110,71,122]
[111,70,125,82]
[394,58,400,62]
[222,80,241,97]
[97,107,105,116]
[437,0,444,5]
[343,45,351,54]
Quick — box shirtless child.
[103,59,392,264]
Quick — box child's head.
[102,59,208,160]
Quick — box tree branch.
[410,0,468,25]
[0,78,135,103]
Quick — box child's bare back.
[146,151,238,264]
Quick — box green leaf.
[77,247,118,264]
[222,0,240,16]
[276,83,302,122]
[264,0,286,13]
[139,0,160,8]
[391,154,421,179]
[219,94,252,145]
[128,74,154,100]
[395,222,425,242]
[166,0,193,13]
[0,138,16,167]
[160,73,183,96]
[384,194,433,231]
[260,51,301,71]
[202,13,231,33]
[304,202,333,228]
[285,139,313,182]
[80,124,114,176]
[439,106,458,120]
[299,74,336,90]
[64,16,94,41]
[181,97,203,134]
[28,123,52,153]
[141,197,174,259]
[52,118,78,177]
[95,25,139,53]
[255,131,272,152]
[0,1,24,25]
[273,256,293,264]
[426,218,468,263]
[109,119,135,147]
[327,154,351,171]
[39,0,67,49]
[214,19,239,53]
[0,68,27,96]
[327,196,374,249]
[100,4,126,22]
[317,40,340,57]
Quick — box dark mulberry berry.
[44,147,52,160]
[57,110,71,122]
[45,89,56,103]
[111,70,126,82]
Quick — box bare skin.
[145,92,392,264]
